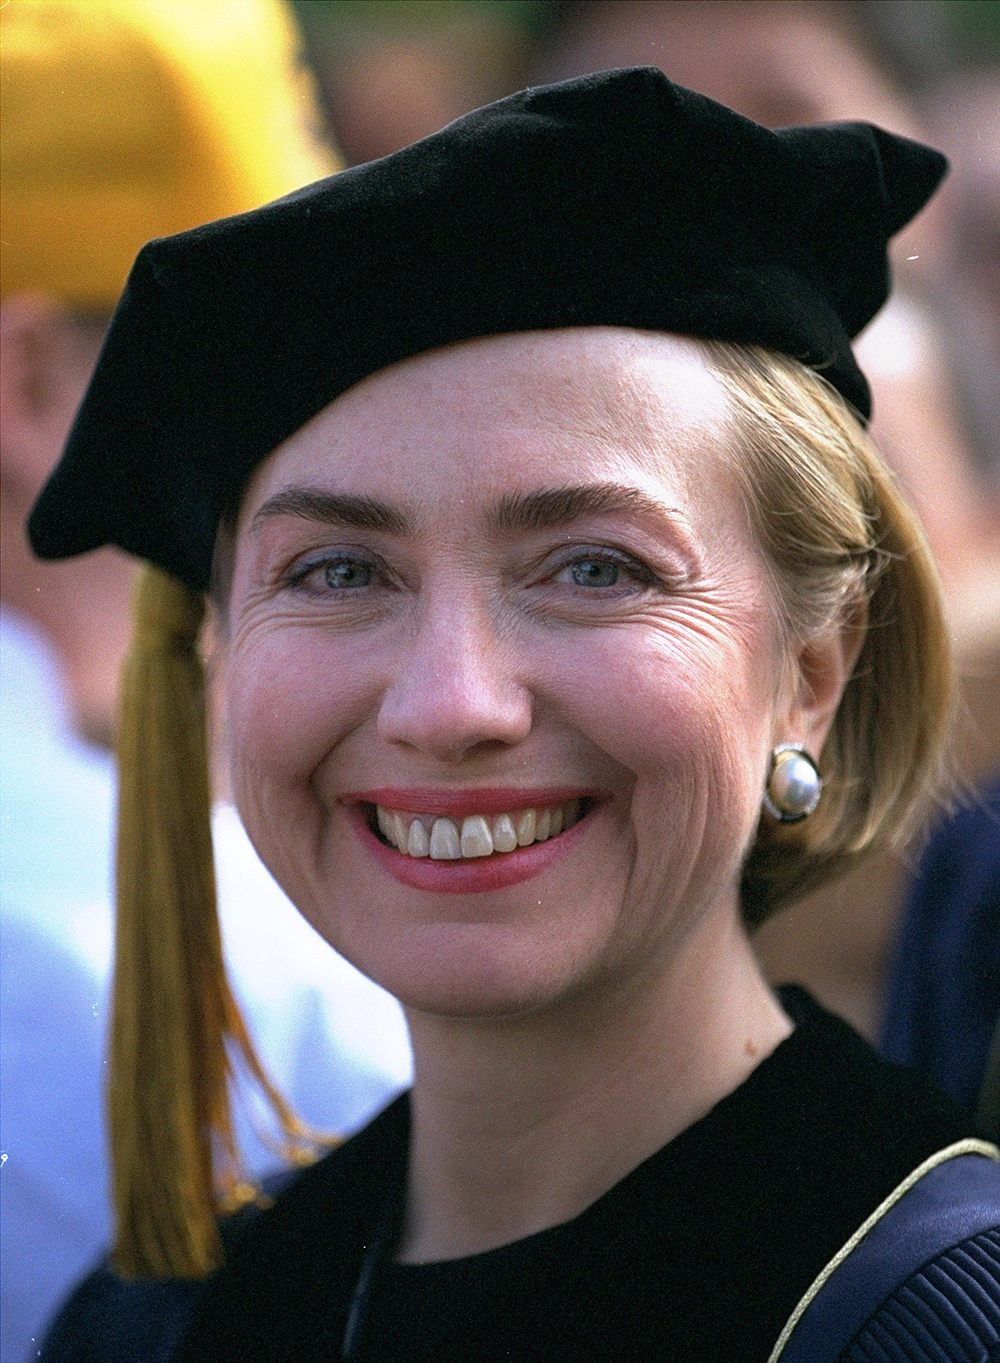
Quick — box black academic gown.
[41,989,987,1362]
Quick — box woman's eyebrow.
[487,484,690,536]
[249,483,689,541]
[250,488,410,536]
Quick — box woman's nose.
[375,597,532,764]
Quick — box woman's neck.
[397,911,791,1264]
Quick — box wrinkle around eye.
[229,590,397,656]
[638,579,779,662]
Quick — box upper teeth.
[375,800,582,859]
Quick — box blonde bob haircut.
[699,342,953,927]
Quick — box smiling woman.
[223,330,786,1021]
[31,68,999,1363]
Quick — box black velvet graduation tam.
[29,66,947,593]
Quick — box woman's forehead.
[244,328,731,512]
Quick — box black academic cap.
[29,67,946,592]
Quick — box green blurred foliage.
[291,1,549,40]
[290,1,997,79]
[932,0,1000,64]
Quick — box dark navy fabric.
[38,1174,297,1363]
[38,1226,1000,1363]
[35,1269,205,1363]
[842,1228,1000,1363]
[38,994,991,1363]
[782,1153,1000,1363]
[882,777,1000,1114]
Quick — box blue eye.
[570,558,621,588]
[323,558,373,589]
[286,554,379,593]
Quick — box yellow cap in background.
[1,0,339,306]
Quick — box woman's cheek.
[225,626,377,860]
[542,611,770,776]
[545,615,773,870]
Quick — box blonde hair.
[699,343,954,926]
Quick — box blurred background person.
[0,4,410,1359]
[291,0,537,167]
[881,774,1000,1139]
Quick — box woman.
[33,69,1000,1362]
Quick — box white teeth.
[515,808,536,845]
[407,819,430,857]
[491,813,518,853]
[429,817,461,859]
[375,800,586,860]
[460,815,493,858]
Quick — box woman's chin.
[343,920,591,1021]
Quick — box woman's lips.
[341,794,599,894]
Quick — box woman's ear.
[777,600,867,758]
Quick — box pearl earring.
[763,743,822,822]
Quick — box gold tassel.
[111,563,329,1280]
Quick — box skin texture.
[223,328,858,1260]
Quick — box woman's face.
[225,329,794,1018]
